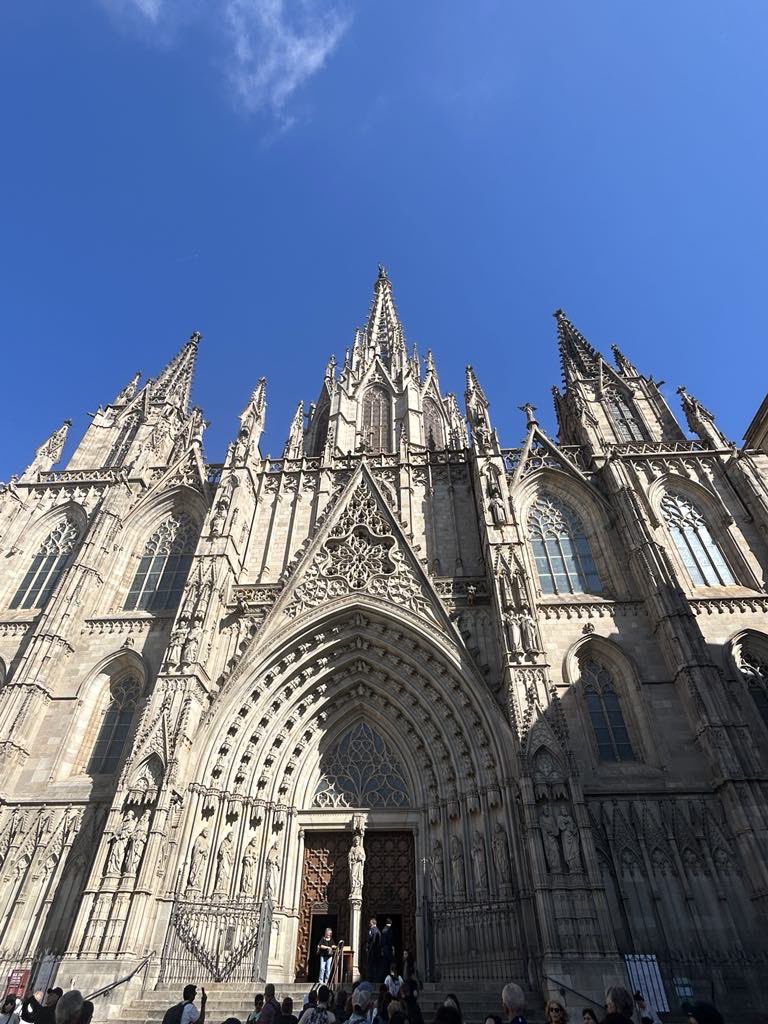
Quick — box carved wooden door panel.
[361,831,416,965]
[295,833,351,981]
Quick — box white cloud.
[98,0,351,122]
[225,0,350,118]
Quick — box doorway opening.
[308,912,338,987]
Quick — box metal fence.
[427,899,525,983]
[158,895,272,986]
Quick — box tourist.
[632,994,660,1024]
[385,966,403,999]
[161,985,207,1024]
[333,992,348,1021]
[431,1008,460,1024]
[22,989,64,1024]
[318,928,335,985]
[387,1001,406,1024]
[279,997,299,1024]
[347,989,372,1024]
[261,986,282,1024]
[79,1004,93,1024]
[501,983,527,1024]
[544,1002,568,1024]
[684,1003,724,1024]
[303,993,317,1013]
[1,996,20,1024]
[381,920,395,973]
[443,996,463,1024]
[483,1016,503,1024]
[247,995,265,1024]
[373,991,391,1024]
[401,950,418,989]
[581,1012,598,1024]
[400,980,423,1024]
[367,920,382,982]
[298,986,336,1024]
[601,988,634,1024]
[54,992,83,1024]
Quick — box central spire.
[357,264,408,377]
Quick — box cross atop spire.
[152,331,201,412]
[553,309,602,383]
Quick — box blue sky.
[1,1,766,477]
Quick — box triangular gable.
[257,463,459,640]
[140,444,208,498]
[509,424,593,492]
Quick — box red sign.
[5,967,30,996]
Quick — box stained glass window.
[11,517,80,609]
[661,491,735,587]
[124,512,198,611]
[362,386,392,452]
[313,723,410,808]
[580,658,634,762]
[528,495,602,595]
[605,388,645,442]
[88,675,141,775]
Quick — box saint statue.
[240,837,259,896]
[188,828,210,889]
[471,829,488,891]
[504,612,523,654]
[520,609,539,653]
[492,822,513,885]
[539,805,563,873]
[125,814,149,875]
[264,842,280,898]
[348,833,366,899]
[430,838,445,899]
[214,832,234,893]
[557,810,582,873]
[106,813,134,876]
[450,834,466,897]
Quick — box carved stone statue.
[264,842,280,898]
[504,612,522,654]
[188,828,210,888]
[166,624,185,669]
[107,813,133,875]
[450,834,466,897]
[520,608,540,653]
[348,832,366,899]
[557,810,582,873]
[181,619,203,666]
[489,496,507,526]
[471,829,488,891]
[430,838,445,899]
[125,814,148,875]
[240,837,259,896]
[214,831,234,893]
[492,822,513,884]
[539,805,563,873]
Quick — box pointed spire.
[242,377,267,420]
[283,401,305,459]
[152,331,201,412]
[611,343,640,377]
[232,377,267,466]
[363,264,407,375]
[677,386,730,447]
[465,365,488,405]
[553,309,602,383]
[22,419,72,478]
[464,366,494,452]
[113,371,141,406]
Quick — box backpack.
[162,1002,187,1024]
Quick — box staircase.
[111,981,535,1024]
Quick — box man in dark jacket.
[260,984,282,1024]
[366,919,381,982]
[21,988,62,1024]
[380,920,395,981]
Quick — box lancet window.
[11,516,80,609]
[361,386,392,452]
[528,495,602,595]
[124,512,198,611]
[580,658,634,762]
[605,388,645,442]
[105,414,141,468]
[660,491,735,587]
[313,723,410,808]
[737,642,768,729]
[88,675,141,775]
[423,397,444,450]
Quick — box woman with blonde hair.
[544,1002,568,1024]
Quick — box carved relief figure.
[450,834,466,897]
[264,842,280,897]
[125,814,148,875]
[348,832,366,899]
[520,608,540,653]
[166,625,185,669]
[430,838,445,899]
[188,828,210,888]
[489,496,507,526]
[181,619,203,666]
[504,612,522,654]
[214,831,234,893]
[539,805,563,873]
[557,810,582,873]
[492,822,513,884]
[471,829,488,891]
[106,813,134,875]
[241,837,259,896]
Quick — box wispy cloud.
[98,0,351,124]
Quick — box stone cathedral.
[1,267,768,1017]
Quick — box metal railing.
[542,974,604,1011]
[84,951,155,1001]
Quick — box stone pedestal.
[349,896,362,980]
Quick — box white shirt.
[181,1004,200,1024]
[385,976,403,997]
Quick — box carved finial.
[377,263,388,280]
[519,403,538,427]
[190,331,202,344]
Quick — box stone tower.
[0,271,767,1018]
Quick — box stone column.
[347,816,366,981]
[349,896,363,980]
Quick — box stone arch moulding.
[188,604,515,818]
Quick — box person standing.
[501,982,526,1024]
[260,985,282,1024]
[21,988,63,1024]
[247,995,265,1024]
[278,997,299,1024]
[366,918,381,982]
[317,927,335,985]
[632,993,661,1024]
[384,965,403,999]
[298,986,336,1024]
[0,996,20,1024]
[161,985,207,1024]
[380,920,395,976]
[602,988,634,1024]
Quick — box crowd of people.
[160,980,727,1024]
[0,988,94,1024]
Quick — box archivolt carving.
[313,723,410,808]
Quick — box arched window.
[661,491,735,587]
[124,512,198,611]
[736,642,768,728]
[580,658,634,762]
[88,675,141,775]
[11,516,80,609]
[605,388,645,442]
[361,386,392,452]
[528,495,602,595]
[105,414,140,468]
[423,397,444,450]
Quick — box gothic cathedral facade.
[1,268,768,1015]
